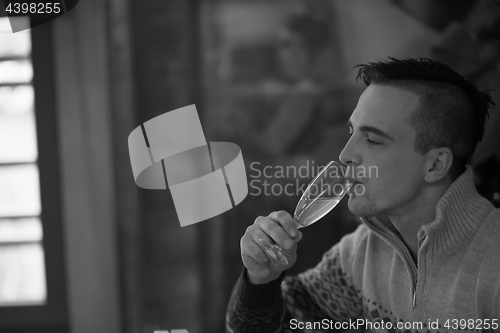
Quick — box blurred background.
[0,0,498,332]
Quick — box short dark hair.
[355,57,496,179]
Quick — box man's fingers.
[293,231,303,245]
[268,210,299,238]
[257,216,295,250]
[241,237,269,265]
[240,211,303,284]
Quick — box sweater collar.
[363,166,494,255]
[423,165,493,254]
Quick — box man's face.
[339,84,427,218]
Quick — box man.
[226,58,499,332]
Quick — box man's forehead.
[351,85,420,126]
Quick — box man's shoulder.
[477,206,500,248]
[480,205,500,235]
[485,205,500,220]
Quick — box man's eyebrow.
[347,120,395,143]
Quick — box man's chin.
[347,195,362,215]
[347,195,377,218]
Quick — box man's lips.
[346,178,363,185]
[347,179,364,194]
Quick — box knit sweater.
[226,167,500,333]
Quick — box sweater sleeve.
[226,225,368,333]
[225,268,286,333]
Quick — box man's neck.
[388,181,452,262]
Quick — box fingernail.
[289,227,297,237]
[284,238,293,249]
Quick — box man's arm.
[226,269,286,333]
[226,224,368,333]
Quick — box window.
[0,16,46,307]
[0,16,67,331]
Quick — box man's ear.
[424,147,453,183]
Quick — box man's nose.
[339,136,361,166]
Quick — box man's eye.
[367,139,380,145]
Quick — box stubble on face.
[347,184,384,218]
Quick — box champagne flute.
[260,161,352,265]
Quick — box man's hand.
[240,210,303,285]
